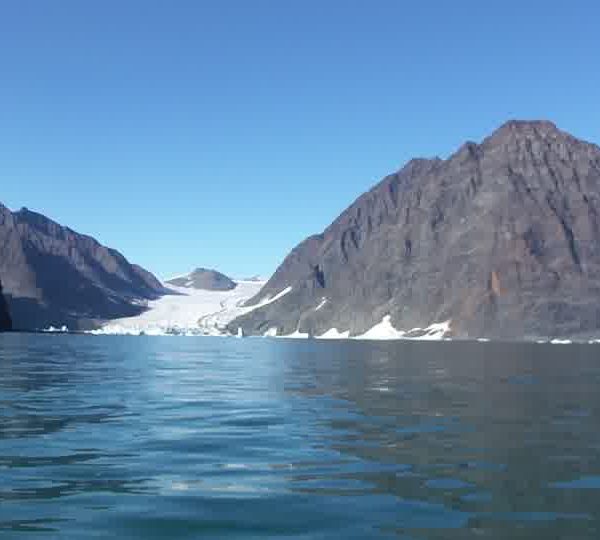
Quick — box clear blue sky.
[1,1,598,279]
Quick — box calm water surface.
[1,334,600,538]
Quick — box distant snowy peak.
[165,268,237,291]
[240,275,266,283]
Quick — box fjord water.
[1,336,600,539]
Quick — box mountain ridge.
[229,120,600,340]
[0,205,167,330]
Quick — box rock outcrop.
[166,268,237,291]
[229,121,600,340]
[0,206,166,330]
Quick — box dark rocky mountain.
[229,120,600,340]
[0,206,167,330]
[166,268,237,291]
[0,279,12,331]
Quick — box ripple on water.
[425,478,473,490]
[2,335,600,538]
[551,476,600,489]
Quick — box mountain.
[165,268,237,291]
[0,206,167,330]
[0,279,12,331]
[229,120,600,340]
[241,275,265,283]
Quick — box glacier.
[91,279,266,336]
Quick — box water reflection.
[278,340,600,537]
[1,334,600,538]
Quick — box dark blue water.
[1,334,600,538]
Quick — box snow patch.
[317,328,350,339]
[354,315,406,340]
[314,297,328,311]
[282,329,310,339]
[410,320,452,341]
[254,286,292,308]
[264,327,278,337]
[353,316,451,341]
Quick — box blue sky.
[1,1,599,279]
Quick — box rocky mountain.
[166,268,237,291]
[0,279,12,331]
[0,206,167,330]
[229,120,600,340]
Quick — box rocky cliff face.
[0,279,12,331]
[166,268,237,291]
[0,206,166,330]
[229,121,600,340]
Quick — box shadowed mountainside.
[0,206,167,330]
[0,279,12,331]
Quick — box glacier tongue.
[93,279,265,336]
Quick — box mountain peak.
[498,119,559,132]
[230,120,600,340]
[0,205,165,330]
[486,119,565,144]
[166,268,237,291]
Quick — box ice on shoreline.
[317,328,350,339]
[54,285,593,344]
[353,315,406,340]
[275,316,451,341]
[42,325,69,333]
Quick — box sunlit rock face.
[230,121,600,340]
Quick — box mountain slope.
[0,279,12,331]
[166,268,237,291]
[229,121,600,340]
[0,206,166,330]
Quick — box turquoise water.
[1,335,600,538]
